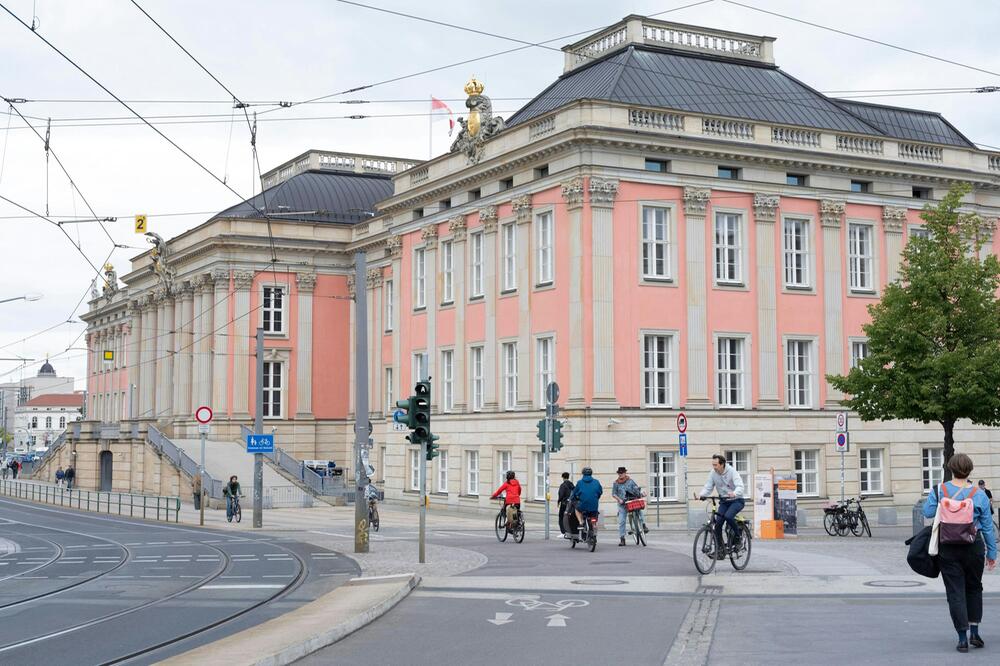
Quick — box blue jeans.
[617,504,646,537]
[226,495,235,518]
[714,498,745,547]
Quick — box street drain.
[570,579,627,585]
[863,580,925,588]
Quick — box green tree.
[827,184,1000,479]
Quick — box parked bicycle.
[368,498,380,532]
[494,499,525,543]
[692,496,752,574]
[625,498,647,547]
[823,497,871,537]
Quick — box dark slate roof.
[831,99,974,148]
[213,170,393,224]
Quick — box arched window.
[59,417,66,428]
[31,416,37,428]
[45,417,52,428]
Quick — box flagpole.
[429,96,433,160]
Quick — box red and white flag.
[431,96,455,136]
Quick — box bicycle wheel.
[850,511,864,537]
[823,512,837,536]
[730,524,752,571]
[835,513,850,537]
[692,525,718,575]
[370,505,380,532]
[860,509,872,538]
[631,512,646,546]
[495,511,508,542]
[226,502,233,523]
[513,516,525,543]
[588,530,597,552]
[235,504,242,523]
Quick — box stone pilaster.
[387,237,402,409]
[480,206,499,411]
[211,269,230,415]
[176,282,195,419]
[882,206,907,283]
[422,225,439,402]
[347,273,356,419]
[590,177,619,406]
[753,193,781,407]
[683,186,711,407]
[513,196,533,409]
[295,273,317,418]
[231,270,253,419]
[821,200,847,406]
[561,177,586,407]
[127,300,141,419]
[154,290,174,419]
[367,267,383,416]
[450,215,468,412]
[194,274,213,411]
[139,295,156,417]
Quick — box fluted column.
[194,274,213,411]
[232,270,253,419]
[211,269,230,415]
[423,225,439,403]
[450,215,468,412]
[173,283,192,419]
[821,200,846,406]
[591,177,619,406]
[561,177,586,407]
[367,267,382,416]
[754,194,781,407]
[387,237,402,408]
[296,273,317,418]
[683,186,711,407]
[154,290,174,419]
[126,300,141,419]
[513,195,533,409]
[139,295,156,417]
[480,206,499,411]
[882,206,906,283]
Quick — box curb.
[159,572,419,665]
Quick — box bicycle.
[494,500,525,543]
[625,498,647,547]
[692,496,752,574]
[568,511,599,552]
[848,497,872,538]
[368,498,380,532]
[823,498,871,538]
[227,494,243,523]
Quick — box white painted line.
[199,584,285,590]
[107,576,134,579]
[309,530,355,540]
[147,542,168,546]
[172,541,192,544]
[65,545,86,549]
[220,575,252,579]
[140,575,171,579]
[19,576,47,580]
[58,576,79,579]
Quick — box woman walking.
[923,453,997,652]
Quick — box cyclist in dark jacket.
[557,472,574,535]
[571,467,603,533]
[223,476,241,520]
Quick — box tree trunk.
[942,419,956,482]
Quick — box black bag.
[905,526,940,578]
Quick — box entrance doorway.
[99,451,113,491]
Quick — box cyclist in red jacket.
[491,470,522,526]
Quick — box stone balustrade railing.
[642,24,763,59]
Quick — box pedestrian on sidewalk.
[613,466,648,546]
[55,466,65,486]
[10,459,19,479]
[923,453,997,652]
[557,472,574,535]
[64,465,75,490]
[192,475,202,510]
[979,480,994,517]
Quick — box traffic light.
[550,419,563,453]
[536,419,546,443]
[410,380,441,460]
[395,396,418,435]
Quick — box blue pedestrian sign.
[246,434,274,454]
[679,433,688,457]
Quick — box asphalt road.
[0,497,358,665]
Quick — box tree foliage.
[827,184,1000,468]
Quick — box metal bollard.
[912,500,926,535]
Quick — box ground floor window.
[409,449,420,491]
[794,449,819,496]
[859,448,883,495]
[466,450,479,496]
[922,448,943,492]
[649,452,677,501]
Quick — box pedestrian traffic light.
[550,419,563,453]
[425,432,441,461]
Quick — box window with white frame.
[262,361,283,418]
[851,340,870,369]
[409,449,420,491]
[441,350,454,412]
[262,285,286,334]
[783,218,810,288]
[714,212,743,284]
[642,334,673,407]
[471,346,484,411]
[31,416,38,428]
[385,368,393,412]
[466,450,480,495]
[45,416,52,428]
[441,240,454,303]
[649,452,677,501]
[909,226,930,240]
[436,449,449,494]
[724,449,752,497]
[641,206,670,279]
[860,448,883,495]
[384,280,393,331]
[502,342,518,410]
[470,231,484,298]
[531,451,545,500]
[414,248,426,309]
[922,448,944,492]
[497,450,512,485]
[502,223,517,291]
[786,340,813,408]
[413,352,428,382]
[379,446,386,483]
[59,416,66,428]
[794,449,819,496]
[536,337,554,409]
[716,337,745,407]
[848,223,874,292]
[536,211,553,285]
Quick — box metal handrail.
[0,479,180,522]
[148,425,223,498]
[239,425,347,495]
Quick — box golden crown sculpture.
[103,263,115,273]
[464,77,485,96]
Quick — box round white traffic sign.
[677,412,687,433]
[195,406,213,424]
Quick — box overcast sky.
[1,0,998,391]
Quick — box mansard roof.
[213,170,394,225]
[830,99,974,148]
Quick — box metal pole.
[353,251,370,554]
[199,431,206,526]
[840,450,845,503]
[419,448,427,564]
[253,327,263,528]
[544,416,551,540]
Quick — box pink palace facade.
[83,16,1000,521]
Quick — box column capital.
[820,199,846,228]
[366,267,384,288]
[178,281,195,298]
[589,177,619,208]
[512,195,533,224]
[385,235,403,258]
[881,206,907,233]
[683,186,711,215]
[753,193,780,222]
[561,176,585,210]
[211,268,230,286]
[479,205,499,233]
[194,273,214,294]
[421,224,439,249]
[296,272,318,292]
[448,214,468,241]
[232,270,254,290]
[347,274,356,298]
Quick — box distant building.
[0,359,76,446]
[13,392,84,452]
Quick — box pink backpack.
[938,483,979,545]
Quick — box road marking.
[413,591,535,601]
[140,575,171,578]
[180,575,203,579]
[262,574,292,578]
[220,575,251,579]
[147,542,168,545]
[19,576,47,579]
[199,584,285,590]
[546,613,569,627]
[487,612,514,626]
[58,576,79,579]
[505,598,589,612]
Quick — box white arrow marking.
[488,612,514,626]
[546,613,569,627]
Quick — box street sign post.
[543,381,559,541]
[677,413,688,513]
[194,405,213,527]
[836,412,849,434]
[835,429,850,503]
[679,433,688,457]
[676,412,687,433]
[392,409,407,431]
[246,433,274,454]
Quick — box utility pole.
[199,428,206,526]
[353,251,370,554]
[253,327,264,528]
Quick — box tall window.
[413,352,428,382]
[262,361,282,418]
[471,346,484,411]
[414,248,426,309]
[45,416,52,429]
[409,449,420,491]
[922,448,944,492]
[262,286,285,334]
[794,449,819,496]
[860,448,883,495]
[437,450,449,494]
[31,416,37,428]
[783,218,810,288]
[641,206,670,279]
[536,212,553,285]
[786,340,812,408]
[536,337,554,408]
[643,334,672,407]
[441,350,454,412]
[384,280,393,331]
[502,342,518,410]
[497,450,512,484]
[724,449,752,498]
[385,368,393,413]
[851,340,870,369]
[531,451,545,500]
[649,452,677,501]
[470,232,484,298]
[441,240,454,303]
[717,337,744,407]
[714,213,743,284]
[848,223,874,292]
[502,223,517,291]
[59,416,66,428]
[466,451,480,495]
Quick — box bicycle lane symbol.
[505,598,589,612]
